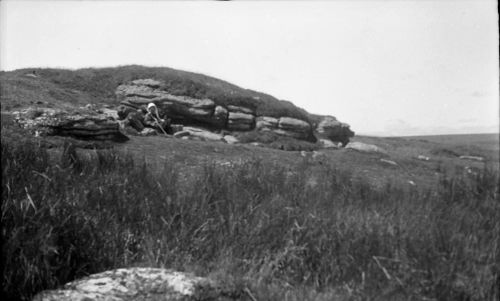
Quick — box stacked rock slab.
[256,116,313,140]
[226,105,255,131]
[276,117,312,140]
[256,116,279,131]
[14,109,128,142]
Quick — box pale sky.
[1,0,498,136]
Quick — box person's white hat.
[147,103,156,110]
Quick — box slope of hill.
[0,65,312,121]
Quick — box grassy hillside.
[0,66,312,121]
[3,138,499,301]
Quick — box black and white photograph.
[1,0,499,300]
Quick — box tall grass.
[2,140,499,300]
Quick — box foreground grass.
[2,140,499,300]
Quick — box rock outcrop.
[116,81,219,126]
[33,267,240,301]
[13,109,128,142]
[315,116,354,146]
[115,79,322,142]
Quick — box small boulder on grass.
[33,267,241,301]
[223,135,239,144]
[345,142,385,154]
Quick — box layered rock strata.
[13,109,128,142]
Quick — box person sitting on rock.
[144,103,171,133]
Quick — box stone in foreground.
[33,267,240,301]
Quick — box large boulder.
[33,267,240,301]
[315,116,354,146]
[14,109,128,142]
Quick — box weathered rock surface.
[14,109,128,142]
[227,112,254,131]
[345,142,385,153]
[183,126,224,142]
[255,116,279,131]
[319,138,342,149]
[226,105,254,115]
[223,135,239,144]
[225,105,255,130]
[173,130,191,138]
[33,267,240,301]
[99,108,119,120]
[275,117,312,139]
[315,116,354,146]
[255,116,313,140]
[279,117,310,132]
